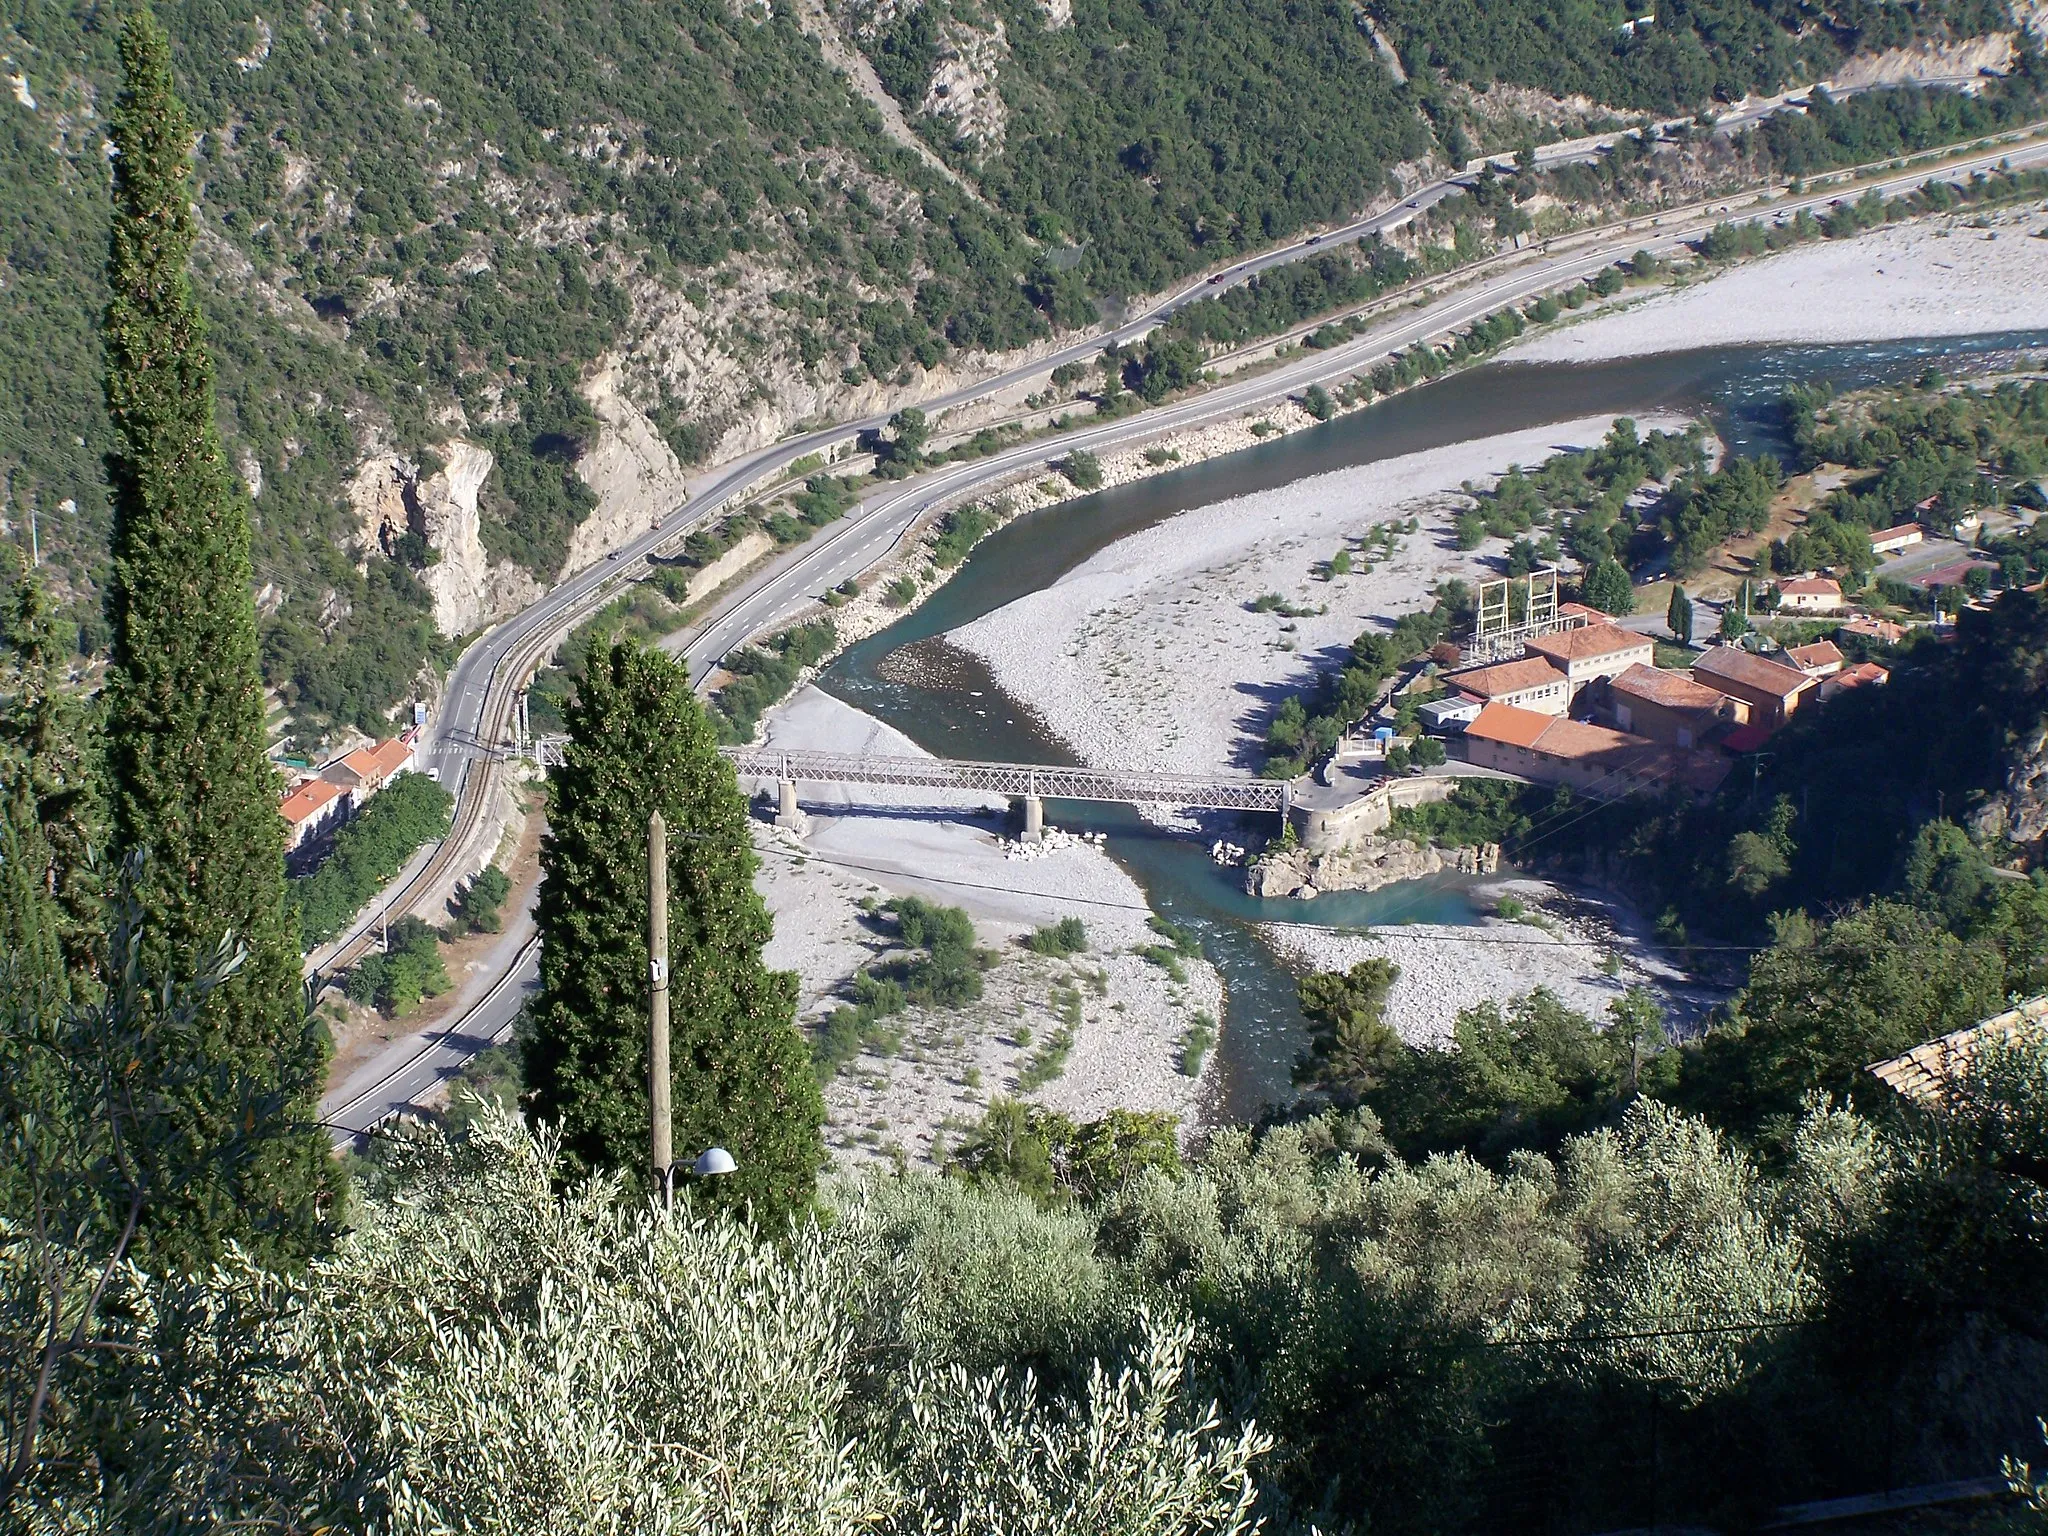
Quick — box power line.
[742,834,1770,952]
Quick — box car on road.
[1208,273,1223,283]
[1305,234,1321,245]
[652,516,663,529]
[607,549,621,560]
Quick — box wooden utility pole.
[649,811,672,1205]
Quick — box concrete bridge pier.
[1018,793,1044,843]
[775,776,804,831]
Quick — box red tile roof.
[1778,576,1842,597]
[1869,523,1922,547]
[1447,656,1567,699]
[339,737,413,783]
[280,777,346,827]
[1693,644,1814,699]
[1465,701,1555,750]
[1608,662,1728,711]
[1840,617,1907,644]
[1526,623,1654,664]
[1530,716,1653,762]
[1721,723,1775,754]
[1786,640,1845,673]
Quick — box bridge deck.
[720,747,1286,813]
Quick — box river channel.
[819,329,2048,1122]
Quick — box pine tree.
[100,12,327,1268]
[524,642,822,1224]
[1582,557,1636,617]
[1666,583,1694,647]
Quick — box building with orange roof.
[1443,656,1570,716]
[1691,644,1816,732]
[1605,663,1738,748]
[1839,616,1907,646]
[1775,575,1844,614]
[1461,701,1725,798]
[1524,621,1655,701]
[1785,639,1845,677]
[1819,660,1889,703]
[280,777,349,854]
[322,736,416,803]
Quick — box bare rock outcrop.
[567,360,693,573]
[922,14,1008,154]
[1249,835,1500,899]
[346,444,540,638]
[1971,727,2048,858]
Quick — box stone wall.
[1293,774,1457,852]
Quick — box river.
[819,329,2048,1121]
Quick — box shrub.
[1061,451,1103,490]
[1024,917,1089,956]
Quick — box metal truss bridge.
[719,747,1289,815]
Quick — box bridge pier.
[1019,793,1044,843]
[775,777,805,832]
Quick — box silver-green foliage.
[4,1110,1268,1535]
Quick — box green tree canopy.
[99,11,328,1270]
[523,641,822,1223]
[1582,556,1637,616]
[1677,902,2007,1139]
[1295,958,1403,1103]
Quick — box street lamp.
[693,1147,737,1178]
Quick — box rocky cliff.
[348,446,541,639]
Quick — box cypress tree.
[0,562,102,999]
[524,642,823,1224]
[1666,584,1694,647]
[100,12,328,1268]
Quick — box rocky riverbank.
[1248,835,1501,899]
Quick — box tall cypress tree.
[1666,584,1694,647]
[0,561,102,1001]
[525,642,823,1225]
[100,12,327,1268]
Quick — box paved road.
[319,113,2048,1139]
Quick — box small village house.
[321,737,416,804]
[280,777,349,855]
[1868,523,1923,557]
[1785,640,1845,677]
[1523,622,1656,704]
[1443,656,1571,716]
[1604,663,1737,749]
[1691,644,1816,732]
[1775,575,1844,614]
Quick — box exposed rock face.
[922,15,1008,153]
[567,359,693,573]
[1971,727,2048,857]
[1249,835,1500,899]
[346,444,540,638]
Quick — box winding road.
[319,105,2048,1143]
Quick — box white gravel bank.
[1506,210,2048,364]
[1257,881,1697,1047]
[747,686,1222,1167]
[947,414,1690,780]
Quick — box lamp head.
[693,1147,737,1178]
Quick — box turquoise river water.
[820,330,2048,1121]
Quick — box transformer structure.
[1466,567,1575,663]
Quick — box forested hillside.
[0,0,2020,744]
